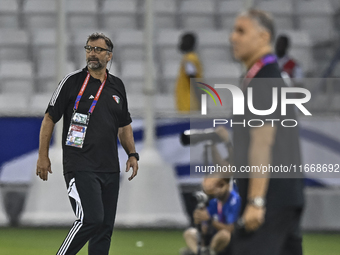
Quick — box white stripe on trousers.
[57,178,84,255]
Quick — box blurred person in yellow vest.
[175,32,203,113]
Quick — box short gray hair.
[240,9,275,42]
[86,32,114,52]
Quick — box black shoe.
[200,247,211,255]
[179,247,196,255]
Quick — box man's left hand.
[193,208,210,225]
[215,126,229,142]
[242,205,265,232]
[126,157,138,181]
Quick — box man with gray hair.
[36,32,139,254]
[229,9,304,255]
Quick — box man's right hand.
[215,126,229,142]
[36,156,52,181]
[242,204,266,232]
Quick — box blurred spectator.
[180,177,241,255]
[229,9,304,255]
[275,34,304,86]
[175,32,203,113]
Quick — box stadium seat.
[37,60,76,93]
[121,61,145,94]
[23,0,57,31]
[0,94,29,115]
[156,30,184,64]
[218,1,243,30]
[121,61,158,94]
[0,29,30,61]
[309,94,330,112]
[31,29,57,64]
[106,61,120,77]
[101,0,138,30]
[298,0,334,42]
[115,30,144,64]
[120,91,176,113]
[152,0,178,29]
[257,0,294,30]
[333,63,340,78]
[200,47,231,63]
[204,61,242,80]
[197,30,231,62]
[155,94,176,112]
[0,0,19,28]
[197,30,229,47]
[125,93,144,115]
[0,61,34,95]
[0,61,33,79]
[30,93,53,114]
[162,60,180,81]
[66,0,99,31]
[161,60,180,94]
[157,29,184,47]
[1,80,34,96]
[31,29,73,81]
[179,0,216,29]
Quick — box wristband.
[128,152,139,161]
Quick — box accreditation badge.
[65,113,89,148]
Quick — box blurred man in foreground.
[180,177,241,255]
[229,9,304,255]
[175,32,203,112]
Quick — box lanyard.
[242,54,277,90]
[217,200,223,222]
[73,72,107,114]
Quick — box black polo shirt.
[47,67,132,174]
[233,62,304,213]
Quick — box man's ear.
[107,52,113,63]
[260,29,271,45]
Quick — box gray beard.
[87,60,103,70]
[87,62,103,70]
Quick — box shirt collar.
[82,66,114,84]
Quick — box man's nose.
[88,50,97,57]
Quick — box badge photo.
[66,124,87,148]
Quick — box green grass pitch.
[0,228,339,255]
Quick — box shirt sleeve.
[225,192,242,224]
[46,75,73,124]
[207,199,217,217]
[118,80,132,127]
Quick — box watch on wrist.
[248,196,266,208]
[128,152,139,161]
[225,141,233,148]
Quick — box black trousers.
[231,208,303,255]
[57,171,120,255]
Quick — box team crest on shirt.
[112,95,120,104]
